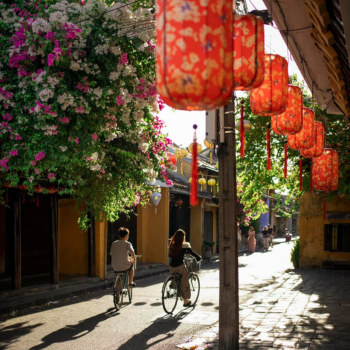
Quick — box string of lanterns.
[156,8,338,217]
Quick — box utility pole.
[218,96,239,349]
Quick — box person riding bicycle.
[169,229,202,307]
[110,227,136,287]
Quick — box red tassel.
[50,196,52,207]
[166,170,168,181]
[190,125,199,206]
[6,191,8,203]
[284,141,288,179]
[310,162,313,192]
[267,125,271,170]
[240,101,245,158]
[37,196,39,207]
[323,195,326,220]
[299,156,303,191]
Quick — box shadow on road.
[117,308,194,350]
[0,321,43,350]
[28,308,117,350]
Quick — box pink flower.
[68,136,72,141]
[16,134,22,141]
[59,117,70,124]
[74,137,79,144]
[116,95,125,106]
[48,173,55,179]
[34,168,40,174]
[9,149,18,156]
[30,160,36,166]
[34,151,45,161]
[91,134,98,141]
[100,168,105,174]
[119,53,128,65]
[75,107,85,114]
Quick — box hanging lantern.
[250,54,289,116]
[156,0,234,110]
[150,191,162,214]
[188,142,203,155]
[208,178,216,192]
[300,121,325,158]
[288,107,315,150]
[189,177,192,184]
[312,149,339,192]
[198,177,206,191]
[203,139,215,165]
[312,149,338,220]
[174,148,188,174]
[235,119,252,132]
[166,152,177,166]
[233,14,265,90]
[271,85,303,135]
[175,198,183,207]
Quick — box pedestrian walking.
[262,226,270,251]
[248,227,256,253]
[267,224,274,248]
[237,223,242,245]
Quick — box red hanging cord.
[310,162,313,192]
[240,100,245,158]
[266,124,271,170]
[284,140,288,179]
[166,170,168,181]
[299,156,303,191]
[190,124,199,206]
[37,195,39,207]
[323,195,326,220]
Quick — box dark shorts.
[114,263,133,274]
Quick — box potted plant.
[203,241,215,259]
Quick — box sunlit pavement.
[0,241,296,350]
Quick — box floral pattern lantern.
[250,54,289,116]
[156,0,233,110]
[300,121,325,158]
[312,149,338,220]
[174,148,188,174]
[287,108,315,151]
[233,15,265,91]
[271,85,303,135]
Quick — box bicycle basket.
[185,258,200,272]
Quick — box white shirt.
[110,240,134,272]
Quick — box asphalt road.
[0,240,294,350]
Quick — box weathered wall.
[300,192,350,268]
[190,198,204,256]
[58,200,89,275]
[137,187,169,265]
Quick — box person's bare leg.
[128,268,134,284]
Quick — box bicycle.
[113,255,142,310]
[161,255,201,314]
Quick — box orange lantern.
[312,149,338,192]
[288,108,315,151]
[156,0,233,110]
[312,149,338,220]
[233,15,265,91]
[301,121,325,158]
[271,85,303,135]
[166,152,177,166]
[250,54,289,116]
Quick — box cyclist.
[110,227,136,287]
[169,229,201,307]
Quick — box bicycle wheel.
[114,274,123,310]
[128,285,132,303]
[190,273,200,306]
[162,276,179,314]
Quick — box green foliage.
[203,240,215,250]
[290,238,300,269]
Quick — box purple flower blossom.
[91,134,98,141]
[48,173,55,179]
[34,151,45,162]
[9,149,18,156]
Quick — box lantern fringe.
[299,156,303,191]
[240,101,245,158]
[181,160,183,174]
[210,151,213,165]
[310,162,313,192]
[284,141,288,179]
[190,125,199,207]
[267,124,271,170]
[323,195,326,221]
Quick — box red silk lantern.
[250,54,289,116]
[166,152,177,166]
[156,0,233,110]
[312,149,339,192]
[288,107,315,150]
[271,85,303,135]
[233,15,265,91]
[300,121,325,158]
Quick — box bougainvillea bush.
[0,0,172,225]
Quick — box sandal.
[183,301,192,307]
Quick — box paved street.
[0,241,294,350]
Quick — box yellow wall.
[300,192,350,268]
[95,219,107,280]
[190,199,204,255]
[137,187,169,265]
[58,200,88,276]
